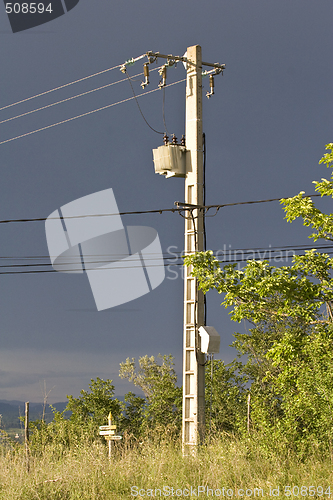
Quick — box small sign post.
[107,413,112,458]
[99,429,115,436]
[99,413,122,458]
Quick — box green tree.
[205,359,246,435]
[281,143,333,242]
[119,391,146,437]
[185,144,333,454]
[119,354,182,434]
[66,377,122,430]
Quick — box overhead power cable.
[125,69,164,135]
[162,87,171,137]
[1,243,333,272]
[2,244,333,275]
[1,242,333,261]
[193,194,322,214]
[0,78,186,146]
[0,66,164,126]
[0,60,133,113]
[0,193,322,225]
[0,73,140,126]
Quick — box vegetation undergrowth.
[0,432,332,499]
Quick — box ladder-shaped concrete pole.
[182,44,206,454]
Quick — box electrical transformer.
[152,144,187,178]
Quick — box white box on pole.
[199,326,220,354]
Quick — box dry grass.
[0,435,332,499]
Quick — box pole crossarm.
[145,51,226,71]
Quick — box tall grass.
[0,433,332,499]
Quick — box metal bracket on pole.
[175,201,205,209]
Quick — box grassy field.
[0,434,332,499]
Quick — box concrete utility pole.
[149,45,224,453]
[182,45,205,454]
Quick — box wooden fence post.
[25,402,30,472]
[247,394,251,433]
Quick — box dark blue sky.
[0,0,332,403]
